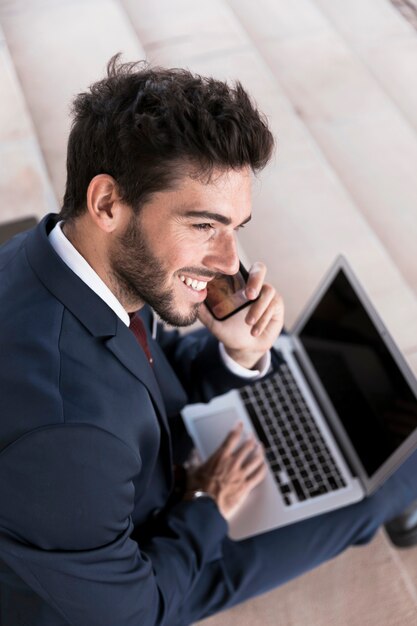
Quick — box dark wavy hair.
[60,54,275,219]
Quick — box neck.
[62,220,143,314]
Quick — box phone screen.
[205,263,253,321]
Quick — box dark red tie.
[129,313,154,366]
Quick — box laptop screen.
[298,269,417,477]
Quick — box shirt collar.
[48,220,130,327]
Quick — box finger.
[250,292,284,334]
[245,284,276,326]
[255,302,285,340]
[245,262,266,300]
[230,436,260,469]
[241,446,266,475]
[233,462,267,507]
[251,295,284,337]
[244,461,268,490]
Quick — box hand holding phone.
[199,260,284,370]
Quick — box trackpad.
[191,409,246,460]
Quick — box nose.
[205,231,240,276]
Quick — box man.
[1,56,417,626]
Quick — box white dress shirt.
[48,221,270,378]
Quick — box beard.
[109,214,200,327]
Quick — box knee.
[350,481,409,545]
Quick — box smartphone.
[204,262,257,321]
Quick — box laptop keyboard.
[239,364,347,506]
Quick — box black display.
[299,270,417,477]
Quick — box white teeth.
[179,275,207,291]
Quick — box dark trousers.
[178,447,417,625]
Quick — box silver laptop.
[182,256,417,540]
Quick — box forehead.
[141,167,253,224]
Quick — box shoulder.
[0,423,141,550]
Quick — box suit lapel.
[105,318,174,481]
[104,318,169,432]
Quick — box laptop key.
[291,478,306,501]
[310,486,329,497]
[328,476,340,490]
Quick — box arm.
[157,324,255,403]
[0,424,227,626]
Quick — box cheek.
[170,233,206,263]
[150,223,210,272]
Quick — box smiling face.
[109,167,252,326]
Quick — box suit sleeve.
[156,323,282,403]
[0,424,227,626]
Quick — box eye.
[193,223,214,232]
[235,224,246,231]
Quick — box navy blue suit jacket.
[0,215,260,625]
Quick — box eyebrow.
[182,210,252,227]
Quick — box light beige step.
[226,0,417,301]
[315,0,417,136]
[0,25,57,223]
[120,0,249,60]
[120,0,417,361]
[0,0,145,203]
[196,532,417,626]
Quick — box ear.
[86,174,125,233]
